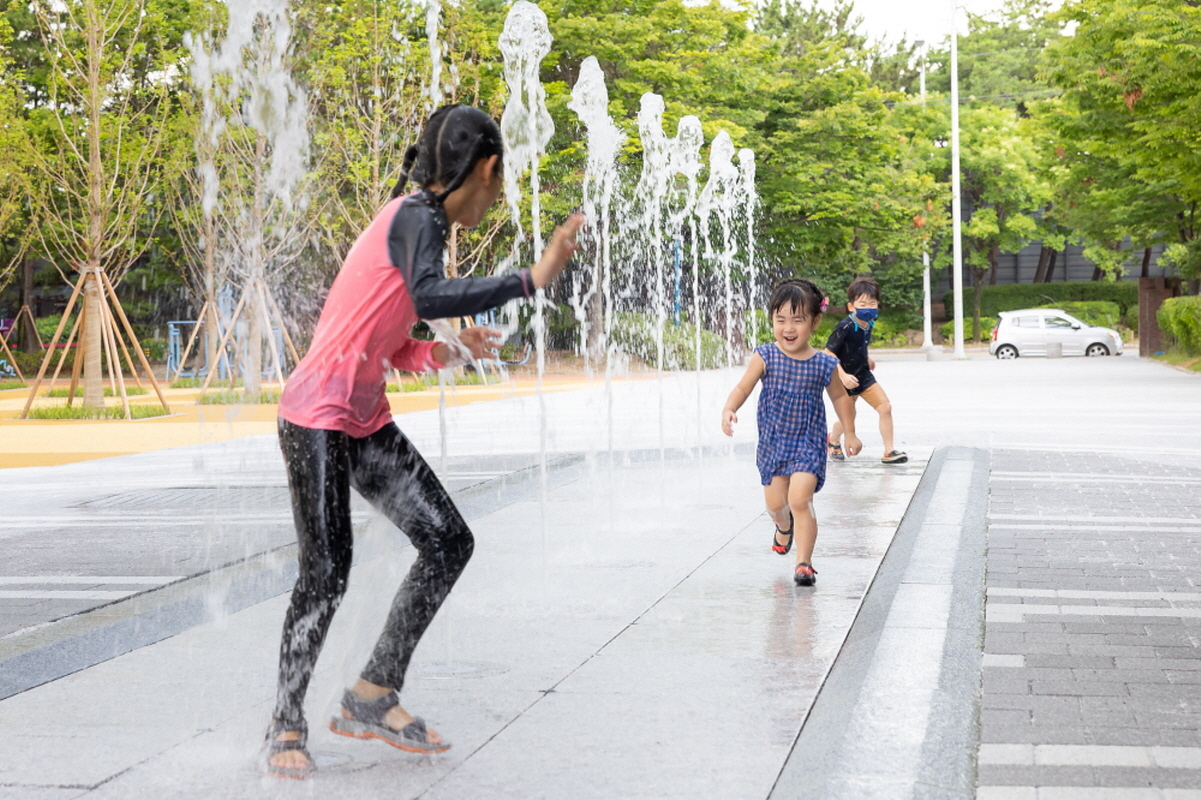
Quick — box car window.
[1045,316,1074,328]
[1014,316,1040,328]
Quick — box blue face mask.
[854,308,879,323]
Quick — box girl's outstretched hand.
[531,213,585,289]
[458,325,502,360]
[721,408,737,437]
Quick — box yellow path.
[0,375,622,469]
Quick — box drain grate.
[77,486,292,511]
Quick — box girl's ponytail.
[391,144,422,199]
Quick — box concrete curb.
[770,445,990,800]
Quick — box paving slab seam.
[0,452,589,701]
[769,445,991,800]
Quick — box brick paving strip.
[977,449,1201,799]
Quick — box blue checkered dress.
[754,344,838,489]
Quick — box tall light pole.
[916,39,934,352]
[950,2,966,359]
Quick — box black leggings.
[273,419,474,727]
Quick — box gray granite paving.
[1,352,1199,799]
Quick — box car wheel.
[995,344,1018,360]
[1086,343,1110,357]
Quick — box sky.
[823,0,1014,46]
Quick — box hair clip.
[820,297,829,312]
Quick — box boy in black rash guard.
[824,278,908,464]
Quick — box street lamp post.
[950,2,966,359]
[916,39,934,352]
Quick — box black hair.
[768,278,824,320]
[391,105,504,202]
[847,277,880,302]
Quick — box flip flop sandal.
[330,689,450,754]
[772,511,794,556]
[264,719,314,779]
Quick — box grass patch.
[386,372,489,392]
[197,389,280,404]
[170,377,242,389]
[0,379,27,391]
[1152,349,1201,372]
[45,385,149,398]
[27,403,171,420]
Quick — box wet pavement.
[0,352,1198,798]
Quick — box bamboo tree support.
[99,271,170,413]
[0,326,23,381]
[172,300,218,382]
[199,289,250,394]
[198,280,297,397]
[0,304,42,381]
[255,282,286,389]
[99,293,131,419]
[21,272,87,418]
[14,305,42,349]
[262,288,301,366]
[64,309,85,408]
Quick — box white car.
[989,308,1124,359]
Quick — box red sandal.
[772,512,794,555]
[794,562,818,587]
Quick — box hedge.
[943,282,1138,323]
[611,312,727,370]
[1035,301,1121,329]
[746,308,913,349]
[941,316,998,343]
[1158,296,1201,355]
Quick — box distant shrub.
[940,316,998,343]
[1158,296,1201,354]
[1035,301,1121,329]
[944,282,1137,319]
[1124,303,1138,331]
[612,312,727,369]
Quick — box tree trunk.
[1141,247,1152,278]
[1033,245,1051,283]
[245,287,262,396]
[21,257,36,353]
[1043,250,1058,283]
[82,274,104,408]
[244,133,267,397]
[1091,265,1103,281]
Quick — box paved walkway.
[0,351,1198,798]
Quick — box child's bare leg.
[788,472,819,564]
[828,396,857,447]
[862,384,895,454]
[764,476,792,548]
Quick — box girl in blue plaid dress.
[722,279,861,586]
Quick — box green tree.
[19,0,188,407]
[0,13,28,288]
[1040,0,1201,280]
[952,104,1049,339]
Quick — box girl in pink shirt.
[266,105,583,779]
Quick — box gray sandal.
[329,689,450,754]
[264,719,314,779]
